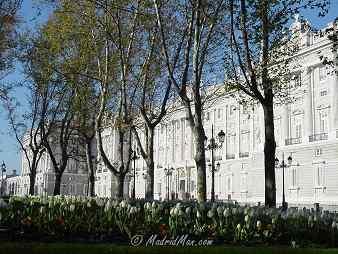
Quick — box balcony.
[285,137,302,146]
[239,152,249,158]
[226,154,235,160]
[309,133,328,142]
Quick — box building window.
[319,66,327,82]
[295,121,302,138]
[319,111,328,133]
[229,105,236,116]
[314,148,322,157]
[217,108,223,119]
[316,166,324,186]
[320,90,328,96]
[290,167,297,187]
[293,74,302,88]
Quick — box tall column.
[282,103,289,145]
[305,67,313,142]
[236,104,241,158]
[332,60,338,138]
[250,108,254,154]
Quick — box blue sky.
[0,0,337,174]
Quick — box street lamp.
[275,152,292,210]
[1,161,6,197]
[142,172,148,198]
[131,149,140,200]
[205,125,225,202]
[164,167,174,200]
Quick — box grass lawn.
[1,243,338,254]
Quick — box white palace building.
[6,17,338,209]
[93,17,338,208]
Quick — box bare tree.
[153,0,227,202]
[224,0,329,207]
[2,83,45,195]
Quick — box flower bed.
[0,196,338,247]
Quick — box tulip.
[207,210,214,218]
[174,207,179,216]
[236,224,241,230]
[196,210,202,218]
[69,204,75,212]
[244,215,249,223]
[223,208,230,217]
[257,220,262,230]
[120,200,127,208]
[217,206,223,216]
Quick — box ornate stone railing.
[309,133,328,142]
[285,137,302,146]
[239,152,249,158]
[226,154,235,160]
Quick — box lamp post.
[205,125,225,202]
[275,152,292,210]
[164,167,174,200]
[131,149,139,200]
[1,161,6,197]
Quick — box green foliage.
[1,197,338,247]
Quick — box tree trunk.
[263,102,277,207]
[53,172,62,196]
[85,140,95,197]
[193,125,207,202]
[29,155,38,195]
[29,172,36,195]
[145,127,154,200]
[116,173,125,199]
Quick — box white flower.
[69,204,75,212]
[332,221,337,229]
[207,210,214,218]
[272,218,276,224]
[39,206,45,214]
[87,201,91,208]
[129,207,137,214]
[223,208,230,217]
[144,202,151,210]
[185,207,191,215]
[236,224,241,230]
[174,207,179,216]
[120,200,127,208]
[170,208,175,216]
[176,202,182,209]
[217,206,223,216]
[244,215,249,223]
[152,201,156,209]
[196,210,202,218]
[257,220,262,229]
